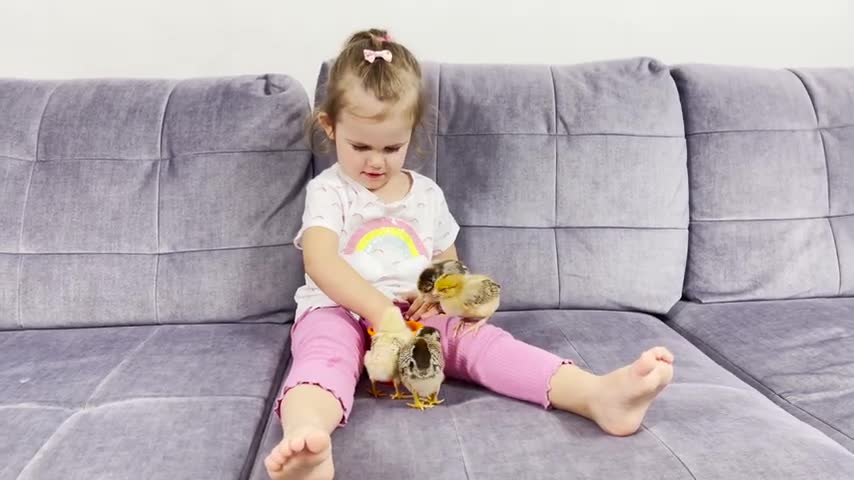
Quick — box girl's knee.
[292,307,367,358]
[283,308,366,423]
[287,351,362,396]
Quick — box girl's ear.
[318,112,335,140]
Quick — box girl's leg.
[421,315,674,436]
[265,308,367,480]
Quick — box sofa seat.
[668,297,854,452]
[0,322,290,480]
[249,310,854,480]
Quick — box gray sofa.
[2,59,853,480]
[0,76,309,479]
[667,64,854,453]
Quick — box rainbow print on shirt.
[343,218,428,259]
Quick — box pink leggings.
[275,307,568,423]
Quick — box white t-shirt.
[293,163,460,321]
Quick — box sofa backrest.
[672,65,854,303]
[0,75,310,329]
[315,58,689,314]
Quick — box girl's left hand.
[400,291,441,321]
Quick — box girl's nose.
[366,153,384,169]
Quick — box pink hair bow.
[363,49,393,63]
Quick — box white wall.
[2,0,852,99]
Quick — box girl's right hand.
[403,291,441,321]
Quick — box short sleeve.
[432,188,460,256]
[294,179,346,250]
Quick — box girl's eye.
[383,146,401,154]
[353,145,370,152]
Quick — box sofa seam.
[447,404,472,480]
[156,82,179,325]
[15,256,25,330]
[461,224,686,231]
[153,255,161,324]
[641,425,698,480]
[787,70,842,296]
[0,155,33,163]
[0,396,267,412]
[667,320,854,443]
[668,295,851,306]
[1,242,294,257]
[84,326,161,408]
[553,320,592,371]
[550,66,561,309]
[0,403,75,412]
[674,70,694,299]
[16,84,59,330]
[686,124,854,136]
[788,69,840,295]
[808,113,831,218]
[827,219,843,295]
[439,131,682,139]
[553,229,561,310]
[240,334,293,480]
[15,409,83,479]
[31,85,58,164]
[435,63,441,181]
[692,212,854,224]
[84,394,267,409]
[19,148,309,163]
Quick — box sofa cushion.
[667,297,854,452]
[0,76,311,329]
[315,59,689,314]
[0,323,290,479]
[672,65,854,302]
[248,310,854,479]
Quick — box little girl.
[265,29,675,480]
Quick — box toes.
[649,346,675,364]
[269,447,287,464]
[264,455,283,473]
[272,439,296,461]
[279,441,296,459]
[632,351,658,376]
[304,431,331,454]
[288,436,306,453]
[640,348,675,386]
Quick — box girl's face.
[322,85,414,191]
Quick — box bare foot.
[264,427,334,480]
[589,347,674,436]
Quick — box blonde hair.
[309,28,425,152]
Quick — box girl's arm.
[302,226,399,328]
[433,244,459,262]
